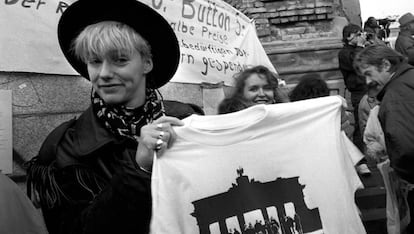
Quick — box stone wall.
[223,0,355,42]
[223,0,359,95]
[240,0,337,42]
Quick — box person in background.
[363,103,386,163]
[395,13,414,66]
[354,44,414,232]
[223,65,280,109]
[289,74,347,130]
[357,83,383,173]
[364,17,380,35]
[363,17,386,45]
[358,82,381,141]
[0,173,48,233]
[288,74,350,134]
[288,74,329,102]
[338,24,368,155]
[288,74,370,175]
[219,70,369,175]
[24,0,191,233]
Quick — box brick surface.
[280,18,290,23]
[254,18,270,24]
[305,2,315,8]
[315,0,334,7]
[287,16,299,22]
[317,14,327,20]
[284,27,307,35]
[262,12,279,18]
[270,18,281,24]
[298,8,316,15]
[254,1,265,7]
[281,34,301,40]
[246,7,267,14]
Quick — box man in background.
[354,44,414,232]
[338,24,368,160]
[395,12,414,65]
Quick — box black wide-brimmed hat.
[58,0,180,88]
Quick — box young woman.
[26,0,188,233]
[223,65,280,109]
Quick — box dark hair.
[289,74,329,102]
[231,65,278,101]
[342,24,362,43]
[364,17,380,30]
[163,100,205,119]
[353,44,406,75]
[218,97,249,114]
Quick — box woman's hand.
[135,116,184,172]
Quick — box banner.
[0,0,276,85]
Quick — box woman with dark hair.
[338,23,368,156]
[363,16,385,43]
[25,0,189,233]
[289,74,329,102]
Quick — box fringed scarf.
[92,88,165,141]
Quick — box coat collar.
[377,63,414,101]
[398,30,413,37]
[73,106,124,156]
[71,100,202,156]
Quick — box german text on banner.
[1,0,276,85]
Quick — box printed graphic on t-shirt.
[151,97,365,234]
[191,168,323,234]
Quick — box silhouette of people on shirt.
[293,213,303,234]
[283,215,295,234]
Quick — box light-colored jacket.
[364,105,387,162]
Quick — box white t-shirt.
[151,96,365,234]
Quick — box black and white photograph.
[1,0,414,233]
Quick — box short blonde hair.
[72,21,152,62]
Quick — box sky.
[360,0,414,25]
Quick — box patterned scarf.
[92,88,164,141]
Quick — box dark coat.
[377,63,414,183]
[338,44,368,92]
[26,101,202,234]
[395,31,414,66]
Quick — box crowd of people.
[1,0,414,232]
[226,215,300,234]
[340,14,414,233]
[218,13,414,234]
